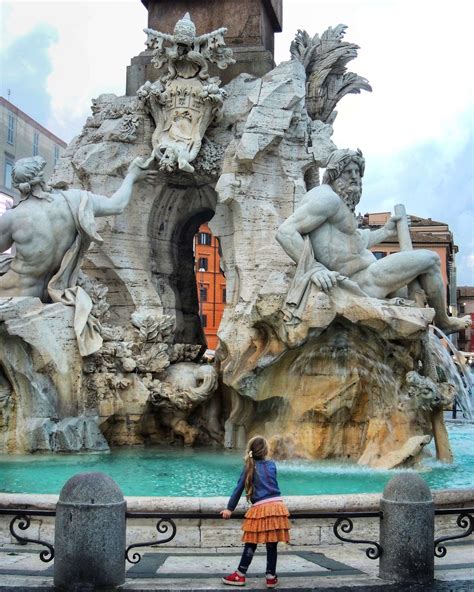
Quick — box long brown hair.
[244,436,268,501]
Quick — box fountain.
[0,6,471,483]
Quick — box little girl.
[220,436,290,588]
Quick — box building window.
[200,314,207,328]
[33,132,39,156]
[373,251,386,260]
[4,159,14,189]
[54,145,60,164]
[200,286,208,302]
[198,257,208,271]
[222,287,226,302]
[198,232,212,245]
[7,114,15,145]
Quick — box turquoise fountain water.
[1,423,472,496]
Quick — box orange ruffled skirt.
[242,500,291,544]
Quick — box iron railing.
[1,506,472,566]
[0,509,55,562]
[124,510,383,563]
[434,508,474,557]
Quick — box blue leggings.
[237,542,278,576]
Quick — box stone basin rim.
[1,488,473,513]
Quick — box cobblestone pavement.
[0,541,473,590]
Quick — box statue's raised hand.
[383,215,401,238]
[310,268,341,292]
[128,156,158,184]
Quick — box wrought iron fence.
[434,508,474,557]
[124,510,383,564]
[1,506,472,566]
[0,509,55,562]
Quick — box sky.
[1,0,473,284]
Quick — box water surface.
[1,423,472,496]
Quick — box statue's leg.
[352,250,438,298]
[353,250,471,334]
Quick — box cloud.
[45,1,146,141]
[0,24,58,126]
[2,0,146,141]
[361,117,474,285]
[275,0,473,154]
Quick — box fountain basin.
[1,422,472,496]
[1,422,472,547]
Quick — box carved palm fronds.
[291,24,372,124]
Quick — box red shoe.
[266,575,278,588]
[222,571,246,586]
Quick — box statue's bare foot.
[438,315,472,335]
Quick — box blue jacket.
[227,460,281,511]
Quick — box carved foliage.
[82,301,215,445]
[291,24,372,124]
[131,312,174,344]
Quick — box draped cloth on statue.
[282,235,319,324]
[0,190,104,357]
[48,190,104,357]
[282,235,367,325]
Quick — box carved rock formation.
[0,17,466,469]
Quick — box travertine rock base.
[226,319,449,467]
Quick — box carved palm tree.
[291,24,372,124]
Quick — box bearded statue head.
[323,149,365,211]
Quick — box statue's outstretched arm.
[91,159,157,217]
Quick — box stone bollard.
[379,473,434,583]
[54,472,126,591]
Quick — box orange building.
[194,223,226,351]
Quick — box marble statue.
[1,13,468,465]
[0,155,156,355]
[137,12,234,173]
[276,148,471,335]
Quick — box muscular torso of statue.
[0,154,156,306]
[0,193,79,299]
[308,194,374,278]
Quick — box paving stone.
[0,541,472,590]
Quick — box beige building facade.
[0,97,67,200]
